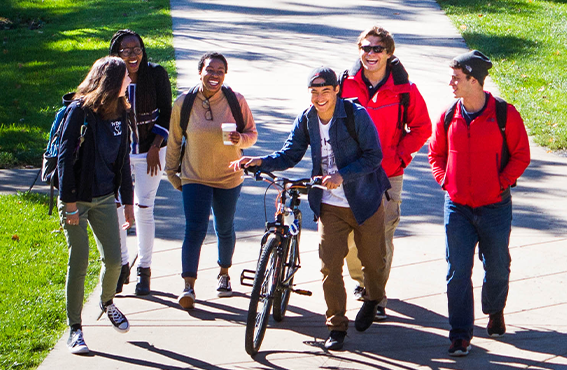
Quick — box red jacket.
[342,69,432,177]
[428,93,530,208]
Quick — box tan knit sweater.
[165,87,257,190]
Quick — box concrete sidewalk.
[14,0,567,368]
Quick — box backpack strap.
[179,85,200,140]
[443,99,460,133]
[443,97,514,185]
[493,97,509,169]
[338,69,350,97]
[300,100,358,145]
[221,85,245,132]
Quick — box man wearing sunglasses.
[341,26,432,320]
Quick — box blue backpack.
[41,92,88,214]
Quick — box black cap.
[452,50,492,83]
[307,66,338,87]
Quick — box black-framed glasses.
[202,99,213,121]
[118,47,144,57]
[360,45,386,54]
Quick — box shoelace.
[72,330,86,346]
[218,275,230,289]
[106,304,126,324]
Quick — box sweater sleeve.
[235,92,257,149]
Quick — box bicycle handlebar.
[243,166,326,191]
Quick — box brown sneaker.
[487,311,506,337]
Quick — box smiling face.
[359,35,392,79]
[118,35,143,81]
[449,67,475,99]
[309,78,339,123]
[200,58,226,98]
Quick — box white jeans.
[117,147,166,268]
[345,175,403,307]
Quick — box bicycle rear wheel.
[273,211,301,322]
[244,235,281,356]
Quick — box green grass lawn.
[0,0,176,168]
[436,0,567,150]
[0,192,101,369]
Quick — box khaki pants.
[345,175,403,307]
[319,203,387,331]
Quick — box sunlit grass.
[0,0,176,167]
[0,193,100,369]
[437,0,567,150]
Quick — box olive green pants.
[59,193,122,327]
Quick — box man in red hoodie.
[428,50,530,357]
[341,26,432,320]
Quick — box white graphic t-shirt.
[319,117,349,207]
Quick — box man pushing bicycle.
[230,66,390,350]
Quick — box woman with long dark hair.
[109,29,172,296]
[58,56,133,355]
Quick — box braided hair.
[109,29,156,117]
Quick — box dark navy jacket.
[57,101,133,204]
[260,98,390,225]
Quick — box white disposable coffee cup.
[221,123,237,145]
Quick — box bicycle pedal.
[240,269,256,287]
[292,288,312,296]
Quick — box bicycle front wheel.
[244,235,281,356]
[273,211,301,322]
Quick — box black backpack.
[177,84,244,171]
[338,57,410,135]
[443,96,514,186]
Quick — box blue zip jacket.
[260,98,390,225]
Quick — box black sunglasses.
[360,45,386,54]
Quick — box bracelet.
[66,209,79,216]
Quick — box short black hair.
[198,52,228,73]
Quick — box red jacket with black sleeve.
[341,68,432,177]
[428,93,530,208]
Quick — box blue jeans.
[444,192,512,341]
[181,183,242,278]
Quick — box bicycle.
[240,167,324,356]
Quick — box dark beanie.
[452,50,492,83]
[307,66,338,87]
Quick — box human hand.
[123,204,135,229]
[322,173,343,189]
[229,131,241,145]
[146,146,162,176]
[65,203,79,226]
[229,157,262,171]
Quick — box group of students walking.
[56,25,530,357]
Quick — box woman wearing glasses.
[109,29,172,296]
[165,52,257,309]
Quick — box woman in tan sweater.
[165,52,257,309]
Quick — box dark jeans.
[181,183,242,278]
[444,193,512,341]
